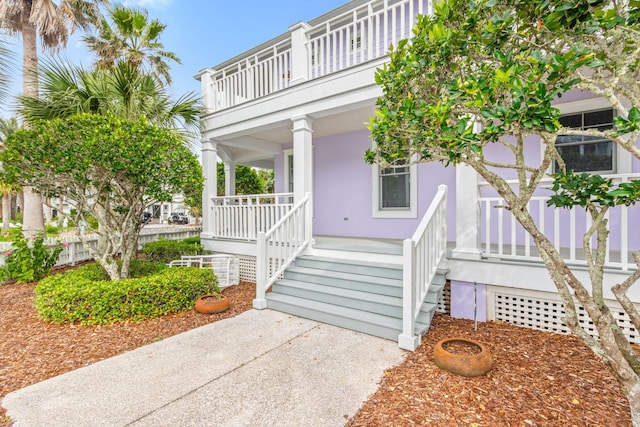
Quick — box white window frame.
[371,161,417,219]
[547,98,632,174]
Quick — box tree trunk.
[120,230,139,279]
[2,192,11,231]
[21,3,45,234]
[628,382,640,427]
[22,187,44,234]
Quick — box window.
[380,161,410,209]
[372,160,417,219]
[555,108,615,173]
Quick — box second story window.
[555,108,615,173]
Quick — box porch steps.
[266,255,445,342]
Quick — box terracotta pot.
[194,294,230,314]
[433,337,493,377]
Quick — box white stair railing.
[253,193,312,309]
[399,185,448,351]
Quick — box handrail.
[399,184,447,351]
[253,193,312,309]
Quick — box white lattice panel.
[487,285,640,344]
[237,255,256,282]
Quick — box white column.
[198,68,215,114]
[452,164,482,260]
[291,116,313,203]
[201,139,218,236]
[289,22,311,86]
[224,161,236,196]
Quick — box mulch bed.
[347,315,631,426]
[0,268,632,426]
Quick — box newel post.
[253,231,267,309]
[289,22,311,85]
[398,238,420,351]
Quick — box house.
[197,0,640,350]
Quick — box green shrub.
[0,228,63,284]
[80,259,167,280]
[86,216,98,230]
[182,236,201,245]
[35,262,220,324]
[45,224,59,235]
[142,238,204,263]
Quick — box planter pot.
[194,294,230,314]
[433,337,493,377]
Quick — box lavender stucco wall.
[313,130,456,239]
[450,280,487,322]
[275,129,456,240]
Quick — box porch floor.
[313,235,403,256]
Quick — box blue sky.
[2,0,349,112]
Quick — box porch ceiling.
[214,105,376,168]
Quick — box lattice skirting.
[487,285,640,344]
[236,255,257,283]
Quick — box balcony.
[198,0,432,113]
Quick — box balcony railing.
[478,174,640,271]
[209,193,294,241]
[204,0,431,112]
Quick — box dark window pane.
[556,108,615,173]
[381,174,409,208]
[584,109,613,127]
[559,113,582,128]
[557,141,613,172]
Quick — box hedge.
[35,261,219,324]
[142,238,204,263]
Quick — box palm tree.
[83,5,179,85]
[0,38,12,103]
[18,59,200,137]
[0,116,19,231]
[0,0,108,233]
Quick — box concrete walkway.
[3,310,405,427]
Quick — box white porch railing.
[253,193,312,309]
[210,193,294,241]
[205,0,431,112]
[210,38,292,111]
[399,185,447,351]
[479,174,640,271]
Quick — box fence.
[0,226,202,267]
